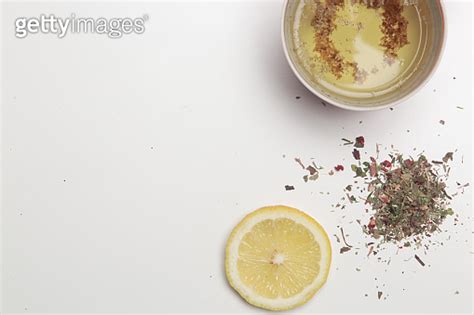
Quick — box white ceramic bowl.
[281,0,446,111]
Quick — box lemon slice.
[225,205,331,311]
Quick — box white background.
[1,1,472,314]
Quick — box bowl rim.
[280,0,447,111]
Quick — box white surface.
[1,1,472,314]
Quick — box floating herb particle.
[439,120,445,125]
[284,185,295,191]
[295,96,301,99]
[354,136,365,148]
[378,291,383,300]
[414,254,425,267]
[456,106,464,110]
[345,185,352,191]
[454,291,460,295]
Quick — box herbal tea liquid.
[293,0,424,98]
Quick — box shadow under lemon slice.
[225,205,332,311]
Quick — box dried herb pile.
[291,135,467,249]
[289,132,470,300]
[344,136,456,244]
[292,136,461,246]
[360,154,454,242]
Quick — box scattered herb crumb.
[414,254,425,267]
[340,227,352,247]
[306,165,317,175]
[340,246,351,254]
[342,138,354,146]
[335,165,344,171]
[284,185,295,191]
[442,152,453,163]
[295,158,305,169]
[367,245,374,257]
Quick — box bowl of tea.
[282,0,446,110]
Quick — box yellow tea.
[292,0,425,98]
